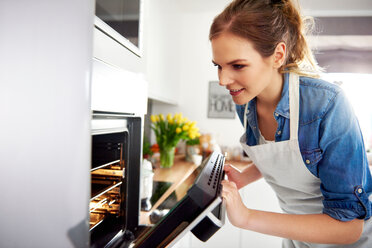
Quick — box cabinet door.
[240,179,282,247]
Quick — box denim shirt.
[236,73,372,221]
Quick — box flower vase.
[159,146,175,168]
[185,145,200,162]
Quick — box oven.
[90,57,148,247]
[89,57,225,248]
[90,111,143,248]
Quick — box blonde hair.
[209,0,322,77]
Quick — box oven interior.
[90,112,142,248]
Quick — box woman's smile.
[229,88,245,96]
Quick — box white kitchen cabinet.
[143,0,182,105]
[92,0,145,74]
[0,1,93,247]
[240,179,283,247]
[93,0,179,105]
[93,27,145,74]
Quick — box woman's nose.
[219,70,233,86]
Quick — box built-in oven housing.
[90,111,143,248]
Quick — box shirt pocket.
[301,148,323,177]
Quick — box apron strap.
[244,103,248,130]
[289,73,300,140]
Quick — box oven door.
[124,152,226,248]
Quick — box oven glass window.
[90,131,126,231]
[96,0,140,47]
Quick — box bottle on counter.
[140,159,154,211]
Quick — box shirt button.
[358,188,363,194]
[274,113,279,117]
[305,159,310,164]
[277,130,282,135]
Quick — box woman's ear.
[273,42,286,69]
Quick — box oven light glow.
[90,198,108,212]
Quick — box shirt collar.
[274,73,290,119]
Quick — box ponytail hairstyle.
[209,0,322,76]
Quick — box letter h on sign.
[207,81,235,119]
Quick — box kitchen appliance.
[128,151,226,248]
[90,111,143,248]
[90,57,147,247]
[90,121,226,247]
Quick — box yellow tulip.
[150,115,157,123]
[167,113,172,121]
[159,114,164,121]
[176,127,182,134]
[191,127,199,132]
[176,117,182,125]
[190,121,196,128]
[182,125,189,131]
[189,133,196,139]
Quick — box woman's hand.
[221,179,249,228]
[224,163,262,189]
[224,164,246,189]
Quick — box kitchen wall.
[149,0,244,149]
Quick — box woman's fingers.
[221,179,237,189]
[221,180,238,199]
[224,163,232,172]
[221,179,248,228]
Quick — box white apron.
[239,73,372,248]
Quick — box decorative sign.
[208,81,235,119]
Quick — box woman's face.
[211,32,277,105]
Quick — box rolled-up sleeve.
[318,89,372,221]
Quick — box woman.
[210,0,372,247]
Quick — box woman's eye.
[213,63,222,70]
[233,64,245,70]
